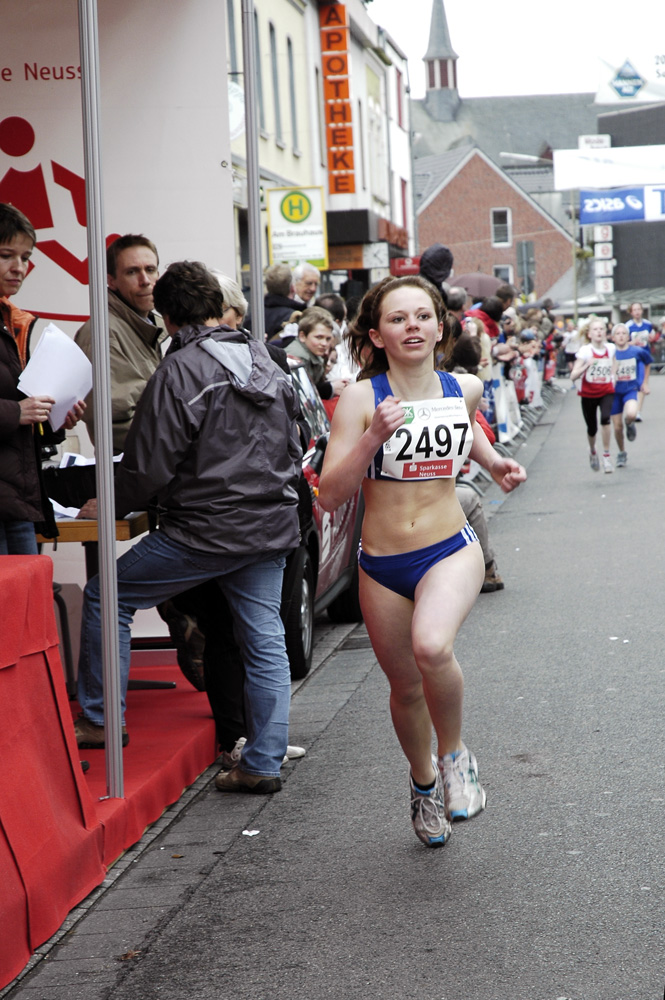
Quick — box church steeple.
[423,0,460,122]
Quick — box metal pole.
[78,0,124,798]
[241,0,264,342]
[572,189,579,326]
[404,60,418,253]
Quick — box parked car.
[281,363,364,679]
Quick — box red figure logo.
[0,115,119,284]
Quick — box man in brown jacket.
[75,234,167,453]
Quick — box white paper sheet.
[58,451,96,468]
[58,451,123,468]
[17,323,93,431]
[49,499,81,519]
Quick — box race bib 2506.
[585,357,612,383]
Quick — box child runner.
[610,322,651,468]
[318,276,526,849]
[570,316,616,473]
[626,302,656,422]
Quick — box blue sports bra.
[366,370,465,481]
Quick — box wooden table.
[38,511,175,691]
[38,511,150,578]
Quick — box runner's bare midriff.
[361,477,465,556]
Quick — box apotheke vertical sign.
[320,3,355,195]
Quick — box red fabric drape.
[0,557,105,988]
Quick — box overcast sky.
[366,0,660,99]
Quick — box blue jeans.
[77,529,291,777]
[0,520,38,554]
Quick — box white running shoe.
[602,455,613,474]
[439,744,486,821]
[409,756,452,847]
[616,451,627,468]
[589,451,600,472]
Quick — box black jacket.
[261,293,301,340]
[0,300,59,536]
[114,324,302,556]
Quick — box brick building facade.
[418,149,572,296]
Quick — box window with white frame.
[357,99,366,190]
[491,208,512,246]
[269,23,283,146]
[287,38,299,154]
[254,12,266,133]
[401,177,408,228]
[492,265,513,283]
[315,68,326,168]
[226,0,238,76]
[396,68,404,129]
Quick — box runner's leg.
[411,541,484,759]
[359,569,435,787]
[359,540,483,783]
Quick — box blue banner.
[579,188,646,224]
[580,187,646,226]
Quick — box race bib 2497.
[382,396,473,480]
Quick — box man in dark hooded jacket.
[74,261,302,794]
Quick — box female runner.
[569,316,616,473]
[318,276,526,848]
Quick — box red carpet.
[75,660,217,867]
[0,554,218,990]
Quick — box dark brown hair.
[106,234,159,277]
[0,203,36,246]
[153,261,224,328]
[348,275,452,379]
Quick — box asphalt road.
[5,379,665,1000]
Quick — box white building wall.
[225,0,316,280]
[380,34,416,253]
[1,0,235,331]
[227,0,313,187]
